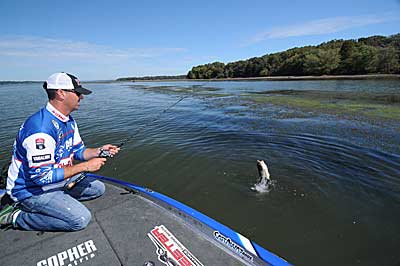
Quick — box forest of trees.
[187,34,400,79]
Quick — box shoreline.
[2,74,400,84]
[128,74,400,82]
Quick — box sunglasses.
[62,90,82,97]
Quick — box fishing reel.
[98,148,113,158]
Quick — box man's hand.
[86,157,107,172]
[64,157,107,190]
[83,144,120,160]
[99,144,120,157]
[63,157,106,180]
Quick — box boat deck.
[1,183,256,266]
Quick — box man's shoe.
[0,204,19,228]
[0,193,14,211]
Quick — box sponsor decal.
[213,231,254,262]
[52,119,60,130]
[36,239,97,266]
[56,144,65,160]
[36,138,46,150]
[58,131,63,142]
[51,109,67,122]
[32,154,51,163]
[148,225,203,266]
[65,138,73,151]
[57,155,73,168]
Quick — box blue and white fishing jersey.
[7,103,87,201]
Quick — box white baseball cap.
[42,72,92,95]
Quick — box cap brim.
[75,86,92,95]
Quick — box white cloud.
[0,36,188,80]
[0,36,186,59]
[246,14,399,45]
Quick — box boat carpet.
[0,183,250,266]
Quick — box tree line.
[187,34,400,79]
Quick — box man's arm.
[63,158,107,180]
[65,144,119,180]
[63,143,120,179]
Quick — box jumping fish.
[251,160,272,193]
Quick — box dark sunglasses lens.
[63,89,81,96]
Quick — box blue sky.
[0,0,399,80]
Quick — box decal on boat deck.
[36,239,97,266]
[148,225,204,266]
[214,231,254,263]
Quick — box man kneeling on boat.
[0,72,119,231]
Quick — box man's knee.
[68,179,106,201]
[68,208,92,231]
[87,180,105,199]
[94,180,105,197]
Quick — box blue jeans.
[15,177,105,231]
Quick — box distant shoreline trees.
[116,75,187,81]
[187,34,400,79]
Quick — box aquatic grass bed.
[243,92,400,122]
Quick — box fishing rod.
[66,82,209,190]
[80,92,191,160]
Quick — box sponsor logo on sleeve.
[35,138,46,150]
[32,154,51,163]
[36,239,97,266]
[148,225,204,266]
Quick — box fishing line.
[117,93,189,148]
[116,80,210,148]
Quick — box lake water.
[0,80,399,266]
